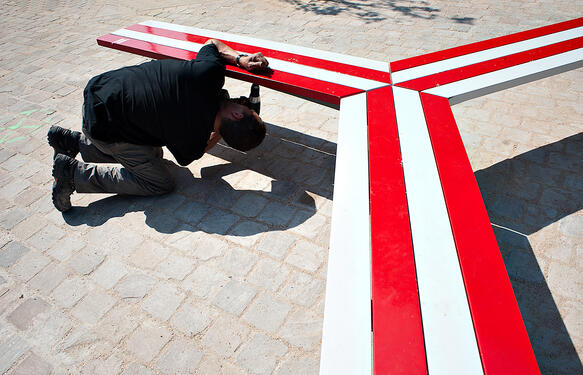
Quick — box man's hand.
[240,53,269,72]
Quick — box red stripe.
[391,17,583,72]
[420,93,540,375]
[125,24,391,83]
[368,86,427,375]
[97,34,363,106]
[398,37,583,91]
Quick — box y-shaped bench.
[98,17,583,374]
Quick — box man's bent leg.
[74,140,174,196]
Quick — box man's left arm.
[205,39,269,71]
[204,131,222,152]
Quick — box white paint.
[392,26,583,83]
[111,28,387,91]
[425,47,583,103]
[320,93,372,375]
[392,86,483,375]
[141,20,390,73]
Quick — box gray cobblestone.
[96,303,141,345]
[91,258,128,289]
[172,302,215,337]
[280,308,322,351]
[52,277,91,308]
[274,353,318,375]
[28,262,69,294]
[46,234,85,262]
[10,250,50,281]
[236,334,288,375]
[226,221,267,248]
[0,241,30,268]
[7,297,50,330]
[115,273,157,300]
[280,271,324,307]
[71,290,115,324]
[10,352,52,375]
[183,264,229,299]
[201,315,250,357]
[212,279,257,315]
[158,253,195,281]
[256,231,296,259]
[121,363,156,375]
[285,240,325,273]
[156,339,203,375]
[26,224,65,252]
[0,333,31,374]
[220,247,258,277]
[68,246,105,276]
[191,234,228,260]
[243,293,292,332]
[127,241,170,270]
[126,320,172,363]
[0,207,28,230]
[142,283,185,321]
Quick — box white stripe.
[393,86,483,375]
[111,28,387,91]
[142,20,389,73]
[424,48,583,103]
[320,93,372,375]
[392,26,583,83]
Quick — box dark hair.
[219,113,266,152]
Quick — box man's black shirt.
[83,44,225,166]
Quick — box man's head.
[217,100,266,152]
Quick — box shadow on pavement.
[62,121,336,237]
[474,132,583,374]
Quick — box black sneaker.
[52,154,77,212]
[47,125,80,158]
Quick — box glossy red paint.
[125,23,391,83]
[420,92,540,375]
[368,86,427,375]
[391,17,583,72]
[397,36,583,91]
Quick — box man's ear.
[231,109,244,120]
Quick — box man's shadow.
[474,132,583,374]
[62,122,336,237]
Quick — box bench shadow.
[62,121,336,237]
[283,0,474,24]
[474,132,583,374]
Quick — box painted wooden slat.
[392,86,483,375]
[126,23,391,83]
[110,28,387,91]
[367,86,427,375]
[96,33,363,107]
[398,37,583,91]
[320,93,372,375]
[392,25,583,84]
[391,17,583,72]
[420,93,540,375]
[424,48,583,104]
[142,20,389,73]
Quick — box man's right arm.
[204,39,269,71]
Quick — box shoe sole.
[52,158,73,212]
[47,127,79,159]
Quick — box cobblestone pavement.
[0,0,581,374]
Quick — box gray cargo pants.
[74,129,175,196]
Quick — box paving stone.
[201,315,250,357]
[158,253,195,280]
[0,333,31,374]
[220,247,258,277]
[91,258,128,289]
[11,352,53,375]
[115,273,157,300]
[7,297,51,330]
[126,320,172,363]
[274,353,319,375]
[197,209,239,234]
[0,241,30,268]
[279,308,322,350]
[212,279,257,315]
[28,262,69,294]
[194,353,247,375]
[279,271,325,307]
[235,334,288,375]
[121,363,156,375]
[68,246,105,275]
[231,192,269,217]
[183,264,229,299]
[243,293,292,332]
[10,250,50,281]
[59,326,98,351]
[174,200,211,223]
[171,302,215,337]
[46,234,85,262]
[10,215,47,241]
[0,207,28,230]
[71,290,115,324]
[52,277,91,308]
[288,211,327,239]
[141,283,185,321]
[285,240,325,272]
[96,303,141,345]
[256,231,296,259]
[248,258,290,292]
[225,221,267,248]
[156,339,203,375]
[191,234,229,260]
[257,201,297,226]
[80,354,123,375]
[127,240,170,270]
[26,223,65,251]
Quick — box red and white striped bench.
[97,17,583,374]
